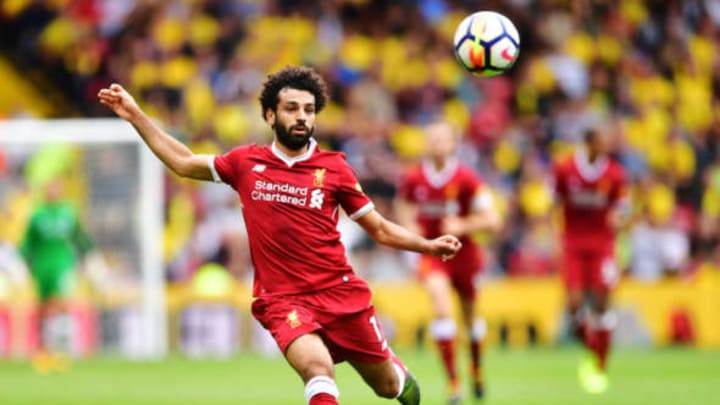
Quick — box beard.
[274,122,314,151]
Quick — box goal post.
[0,118,167,358]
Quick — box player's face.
[426,122,457,160]
[588,129,612,156]
[270,88,316,151]
[44,179,64,203]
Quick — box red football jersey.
[398,159,491,268]
[553,150,626,247]
[211,139,374,297]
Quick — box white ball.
[453,11,520,77]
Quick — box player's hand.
[427,235,462,262]
[441,215,465,236]
[97,83,142,122]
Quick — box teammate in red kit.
[396,122,501,404]
[553,127,628,394]
[99,66,462,405]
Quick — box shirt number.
[369,315,388,350]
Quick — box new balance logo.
[252,164,266,172]
[309,189,325,210]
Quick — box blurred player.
[397,121,501,404]
[553,127,628,393]
[98,66,462,405]
[20,178,93,373]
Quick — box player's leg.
[459,295,486,399]
[587,254,619,372]
[587,290,613,370]
[251,297,339,404]
[30,271,54,372]
[321,302,419,404]
[286,334,340,405]
[424,269,461,402]
[44,270,76,356]
[578,254,618,394]
[349,355,420,405]
[31,299,53,373]
[562,248,587,345]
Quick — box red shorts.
[418,246,483,299]
[562,243,619,294]
[251,275,390,364]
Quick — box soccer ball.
[453,11,520,77]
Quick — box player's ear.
[265,108,276,126]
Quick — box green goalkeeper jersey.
[20,202,93,276]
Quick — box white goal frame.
[0,118,167,358]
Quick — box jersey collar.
[422,158,459,189]
[271,138,318,167]
[574,148,608,182]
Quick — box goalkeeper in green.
[20,178,93,372]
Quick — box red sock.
[470,339,482,384]
[591,328,611,370]
[309,393,338,405]
[435,338,458,382]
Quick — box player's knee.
[299,360,335,382]
[371,375,400,399]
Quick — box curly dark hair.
[259,66,329,120]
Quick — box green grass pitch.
[0,347,718,405]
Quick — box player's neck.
[273,140,310,158]
[431,158,448,171]
[587,151,602,163]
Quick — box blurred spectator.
[1,0,719,282]
[629,178,690,281]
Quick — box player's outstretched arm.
[356,210,462,261]
[98,84,214,181]
[441,207,502,237]
[441,189,502,237]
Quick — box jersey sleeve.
[72,214,94,258]
[464,170,494,212]
[610,165,630,212]
[336,158,375,221]
[210,146,249,186]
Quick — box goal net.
[0,119,166,358]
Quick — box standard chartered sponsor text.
[253,180,310,206]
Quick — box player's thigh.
[588,253,618,312]
[322,305,390,364]
[285,333,335,382]
[348,357,399,399]
[458,294,477,328]
[422,265,454,318]
[561,250,584,308]
[251,297,323,360]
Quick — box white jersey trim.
[271,138,318,167]
[207,155,222,183]
[574,148,609,182]
[349,202,375,221]
[421,158,459,189]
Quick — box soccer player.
[553,127,628,393]
[396,121,501,404]
[20,178,93,372]
[98,66,462,405]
